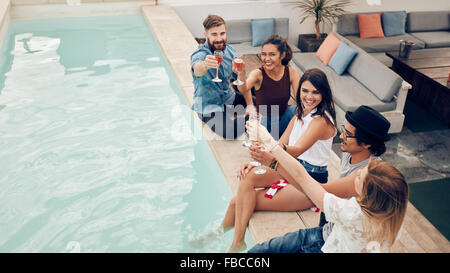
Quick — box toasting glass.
[232,56,244,86]
[247,114,266,175]
[212,50,223,83]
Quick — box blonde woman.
[246,122,409,253]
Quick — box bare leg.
[255,184,314,211]
[222,198,236,229]
[229,176,256,252]
[229,167,282,252]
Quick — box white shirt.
[321,192,368,253]
[288,109,335,166]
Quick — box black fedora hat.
[345,105,391,142]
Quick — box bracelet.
[270,159,279,170]
[282,143,287,151]
[269,159,276,169]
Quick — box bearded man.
[191,15,253,140]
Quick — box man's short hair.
[203,15,226,31]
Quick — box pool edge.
[2,1,448,253]
[141,5,450,253]
[141,4,308,246]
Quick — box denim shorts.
[298,159,328,184]
[248,226,324,253]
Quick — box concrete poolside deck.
[0,0,448,253]
[142,4,449,253]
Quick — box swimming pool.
[0,14,251,252]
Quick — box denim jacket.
[190,43,236,114]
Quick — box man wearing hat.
[316,105,391,230]
[337,105,390,177]
[247,105,392,253]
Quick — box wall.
[170,0,450,45]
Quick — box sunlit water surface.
[0,15,253,252]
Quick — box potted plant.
[292,0,352,51]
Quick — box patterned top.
[321,153,381,241]
[321,193,367,253]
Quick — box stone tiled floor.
[333,101,450,184]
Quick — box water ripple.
[0,15,234,252]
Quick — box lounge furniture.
[226,17,303,84]
[226,17,301,56]
[407,11,450,49]
[292,32,411,133]
[336,11,450,66]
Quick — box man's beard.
[207,39,227,52]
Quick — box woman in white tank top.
[224,69,338,252]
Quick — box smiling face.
[204,24,226,51]
[299,80,322,113]
[260,43,285,71]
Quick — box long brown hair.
[358,159,409,248]
[295,68,336,127]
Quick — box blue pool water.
[0,15,252,252]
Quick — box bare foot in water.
[189,224,233,248]
[228,241,247,253]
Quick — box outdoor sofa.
[292,32,411,134]
[336,10,450,66]
[226,17,301,56]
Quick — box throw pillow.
[382,11,406,36]
[358,13,385,39]
[315,32,342,66]
[328,41,358,75]
[251,18,275,47]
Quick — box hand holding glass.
[232,57,245,86]
[242,112,257,148]
[247,115,266,175]
[212,50,223,83]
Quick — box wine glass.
[247,115,267,175]
[212,50,223,83]
[242,113,256,148]
[232,56,244,86]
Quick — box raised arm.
[192,55,219,78]
[249,114,332,171]
[247,122,327,211]
[322,167,359,198]
[274,145,326,210]
[289,65,301,102]
[239,69,262,114]
[271,157,360,210]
